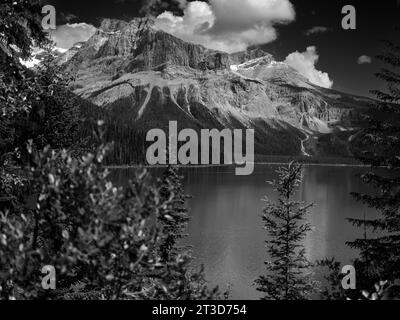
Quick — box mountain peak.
[230,48,274,65]
[97,17,158,34]
[60,16,232,73]
[98,18,128,32]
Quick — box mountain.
[57,18,375,164]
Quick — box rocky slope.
[57,17,375,163]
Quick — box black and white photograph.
[1,0,400,309]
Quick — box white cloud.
[49,23,97,50]
[305,26,331,36]
[357,55,372,64]
[284,46,333,88]
[155,0,295,53]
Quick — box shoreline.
[107,162,369,170]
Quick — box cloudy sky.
[45,0,399,96]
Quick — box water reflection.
[110,165,376,300]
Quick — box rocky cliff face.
[62,18,230,76]
[58,17,374,160]
[230,48,274,65]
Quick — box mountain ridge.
[56,17,374,163]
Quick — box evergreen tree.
[347,40,400,286]
[152,166,224,300]
[158,167,190,261]
[316,258,348,300]
[0,0,47,59]
[255,162,316,300]
[1,0,52,212]
[0,0,83,164]
[0,0,48,117]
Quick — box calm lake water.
[110,164,377,300]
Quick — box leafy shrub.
[0,126,221,300]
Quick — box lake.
[110,164,377,300]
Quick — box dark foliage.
[0,1,221,300]
[255,162,316,300]
[0,126,222,300]
[347,41,400,291]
